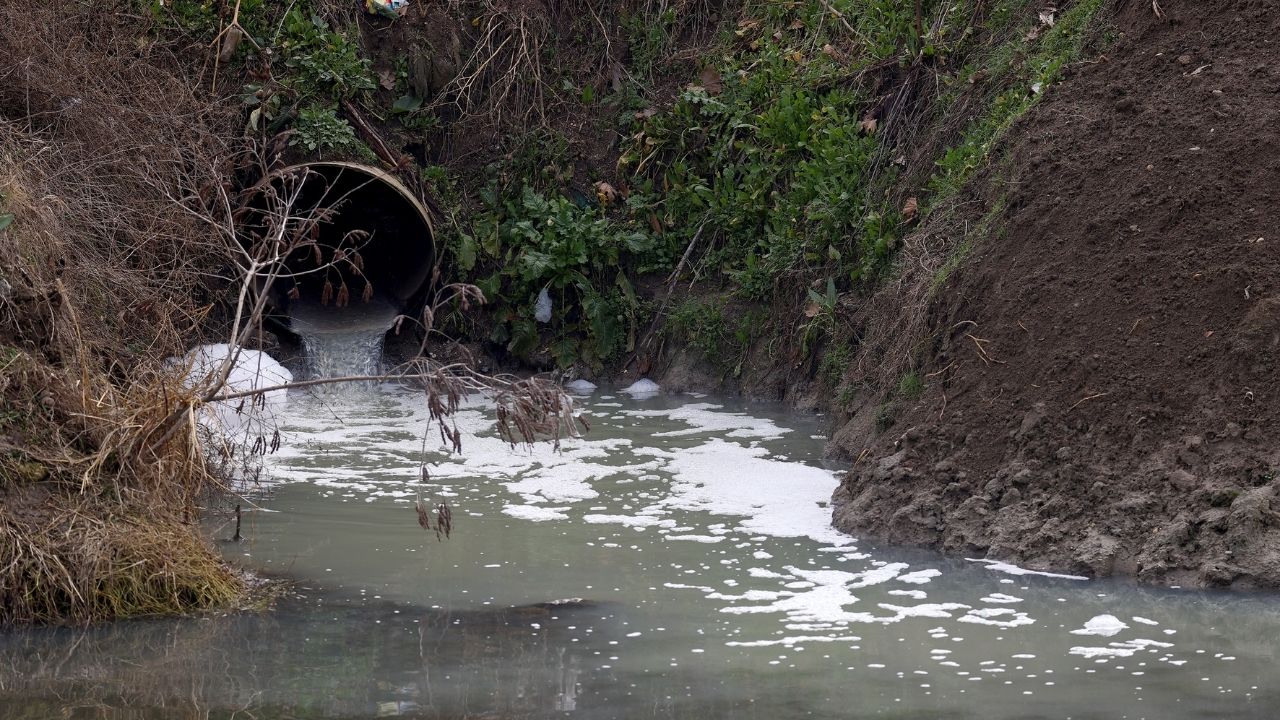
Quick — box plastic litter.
[365,0,408,17]
[534,287,552,323]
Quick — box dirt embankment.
[831,0,1280,589]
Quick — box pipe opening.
[252,162,435,323]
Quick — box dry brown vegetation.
[0,1,255,623]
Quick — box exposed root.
[433,0,554,128]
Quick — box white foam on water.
[726,635,863,647]
[177,344,293,482]
[897,569,941,585]
[621,403,787,439]
[1069,638,1174,659]
[620,379,661,398]
[256,384,1238,695]
[564,379,598,394]
[501,502,568,517]
[667,534,725,544]
[1070,615,1129,637]
[966,559,1088,581]
[958,608,1035,628]
[583,514,674,529]
[659,439,852,545]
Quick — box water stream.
[289,300,399,380]
[2,351,1278,717]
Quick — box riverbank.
[2,0,1277,630]
[828,0,1280,589]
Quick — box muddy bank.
[831,0,1280,589]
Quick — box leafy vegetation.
[927,0,1106,203]
[292,105,360,152]
[456,187,665,368]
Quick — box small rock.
[1001,488,1024,507]
[1177,54,1192,65]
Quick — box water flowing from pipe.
[289,301,400,383]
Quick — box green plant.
[619,0,941,316]
[874,400,897,433]
[0,191,13,233]
[927,0,1106,205]
[291,105,358,152]
[820,342,854,387]
[897,371,923,399]
[461,187,663,367]
[277,9,376,100]
[799,277,838,356]
[669,298,730,358]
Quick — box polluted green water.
[2,385,1279,719]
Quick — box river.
[1,383,1277,719]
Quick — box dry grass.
[432,0,556,128]
[0,1,250,624]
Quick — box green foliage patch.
[457,187,667,368]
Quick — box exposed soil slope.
[832,0,1280,589]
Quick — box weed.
[874,400,897,433]
[668,298,731,359]
[897,371,924,399]
[819,342,854,388]
[931,194,1007,294]
[291,105,359,152]
[276,9,376,100]
[927,0,1107,205]
[462,187,662,368]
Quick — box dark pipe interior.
[261,163,435,318]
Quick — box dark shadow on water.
[0,592,618,720]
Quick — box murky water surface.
[3,386,1279,719]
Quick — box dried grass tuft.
[0,1,249,624]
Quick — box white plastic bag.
[534,287,552,323]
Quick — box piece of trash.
[534,287,552,323]
[365,0,407,17]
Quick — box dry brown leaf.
[804,302,821,318]
[902,196,919,221]
[788,19,805,30]
[218,26,243,63]
[378,70,396,90]
[648,213,663,234]
[859,116,878,135]
[1039,8,1057,26]
[610,62,625,92]
[634,108,658,120]
[700,66,723,95]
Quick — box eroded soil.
[831,0,1280,589]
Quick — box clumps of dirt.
[830,0,1280,589]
